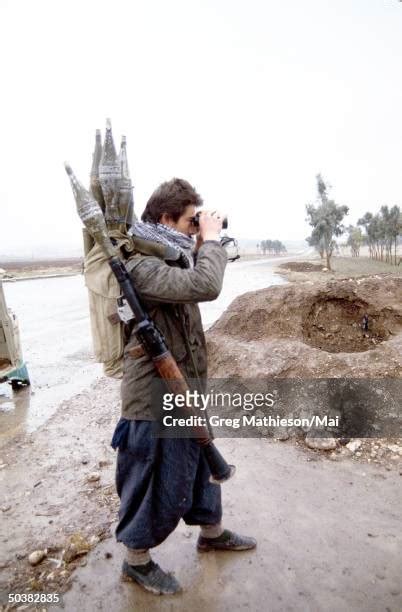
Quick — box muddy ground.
[0,377,120,601]
[0,375,401,612]
[0,258,401,611]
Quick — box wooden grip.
[152,352,210,444]
[153,352,189,393]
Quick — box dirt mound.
[278,261,326,272]
[207,276,402,378]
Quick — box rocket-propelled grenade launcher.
[90,129,105,214]
[118,135,135,229]
[64,123,235,484]
[88,118,136,231]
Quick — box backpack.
[84,232,177,378]
[84,231,135,378]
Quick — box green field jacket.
[121,240,227,420]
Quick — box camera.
[191,211,228,230]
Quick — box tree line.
[306,174,401,270]
[257,240,287,255]
[355,207,401,264]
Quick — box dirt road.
[0,376,400,612]
[64,442,401,612]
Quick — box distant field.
[330,256,401,276]
[0,258,83,270]
[278,255,402,282]
[0,258,83,279]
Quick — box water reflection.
[0,384,31,440]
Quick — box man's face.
[162,205,198,237]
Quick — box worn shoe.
[122,560,182,595]
[197,529,257,552]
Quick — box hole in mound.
[302,297,393,353]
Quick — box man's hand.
[198,211,224,243]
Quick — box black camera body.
[191,211,228,230]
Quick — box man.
[111,178,256,595]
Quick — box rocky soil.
[207,275,402,464]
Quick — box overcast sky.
[1,0,402,256]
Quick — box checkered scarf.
[129,221,194,268]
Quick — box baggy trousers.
[111,418,222,549]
